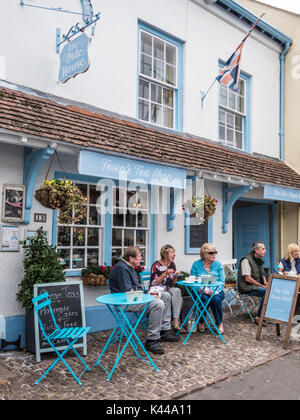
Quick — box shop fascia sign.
[78,150,187,189]
[264,184,300,203]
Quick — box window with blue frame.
[138,21,183,131]
[218,66,250,152]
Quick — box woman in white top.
[278,243,300,276]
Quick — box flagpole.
[201,12,265,108]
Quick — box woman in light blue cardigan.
[190,243,225,333]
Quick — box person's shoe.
[159,330,179,342]
[145,340,165,354]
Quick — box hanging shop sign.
[264,184,300,203]
[58,33,90,83]
[78,150,187,189]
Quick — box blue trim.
[280,43,291,160]
[150,187,156,266]
[218,61,251,153]
[185,214,213,254]
[216,1,292,46]
[137,20,184,132]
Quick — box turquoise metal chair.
[32,292,91,385]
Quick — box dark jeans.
[247,287,266,317]
[199,290,225,326]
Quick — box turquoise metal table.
[177,280,226,345]
[94,293,158,381]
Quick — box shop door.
[234,204,270,269]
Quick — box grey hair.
[251,241,264,252]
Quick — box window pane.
[87,227,99,246]
[59,248,70,269]
[73,227,85,247]
[220,86,227,107]
[57,226,70,247]
[235,115,243,131]
[112,248,122,266]
[163,88,174,107]
[76,184,87,199]
[237,95,244,113]
[113,209,124,226]
[154,38,164,60]
[228,91,236,110]
[89,206,101,225]
[124,230,134,246]
[141,32,152,55]
[137,212,148,227]
[89,185,99,205]
[163,107,173,128]
[153,59,164,81]
[227,112,234,128]
[238,80,245,96]
[165,64,175,85]
[138,190,148,210]
[139,99,149,121]
[166,44,176,65]
[139,79,149,99]
[151,103,162,125]
[219,109,225,124]
[136,230,146,246]
[140,53,152,77]
[72,249,84,269]
[236,131,243,149]
[126,211,136,227]
[151,84,162,103]
[87,249,98,266]
[112,228,122,246]
[127,190,137,208]
[227,128,234,144]
[219,124,225,140]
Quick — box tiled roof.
[0,86,300,189]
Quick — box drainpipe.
[279,42,291,160]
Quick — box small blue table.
[94,293,158,381]
[177,280,226,345]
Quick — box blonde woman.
[279,243,300,276]
[190,243,225,333]
[150,245,184,332]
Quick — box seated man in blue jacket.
[109,246,178,354]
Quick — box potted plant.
[81,264,111,286]
[225,276,237,288]
[182,195,218,224]
[16,227,65,352]
[34,179,87,224]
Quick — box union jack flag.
[216,14,264,92]
[216,41,244,92]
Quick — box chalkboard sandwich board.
[256,274,300,349]
[33,281,87,362]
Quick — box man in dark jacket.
[237,241,268,325]
[108,246,178,354]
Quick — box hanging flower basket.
[182,195,218,224]
[35,179,87,224]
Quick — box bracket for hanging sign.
[56,12,100,54]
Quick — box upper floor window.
[219,79,245,150]
[138,22,183,131]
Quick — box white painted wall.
[0,0,281,157]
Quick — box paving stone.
[0,310,300,400]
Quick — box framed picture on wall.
[2,184,25,223]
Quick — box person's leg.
[159,291,172,332]
[168,287,183,328]
[207,291,225,331]
[248,287,266,317]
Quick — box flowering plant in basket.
[182,195,218,224]
[35,179,87,224]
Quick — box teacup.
[189,275,196,282]
[126,291,136,303]
[201,275,211,285]
[134,290,144,302]
[209,276,217,284]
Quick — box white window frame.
[138,29,178,129]
[219,79,246,150]
[57,182,104,271]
